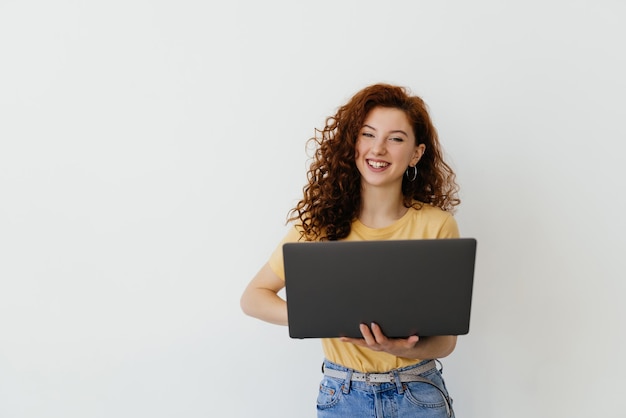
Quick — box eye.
[361,132,375,138]
[389,137,404,142]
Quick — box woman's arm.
[340,322,457,359]
[240,262,288,326]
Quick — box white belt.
[322,359,437,383]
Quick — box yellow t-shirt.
[268,203,460,373]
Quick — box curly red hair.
[288,83,460,241]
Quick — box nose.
[371,137,386,155]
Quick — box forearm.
[240,262,289,326]
[240,288,288,326]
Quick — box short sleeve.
[438,213,460,238]
[268,226,303,280]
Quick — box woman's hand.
[340,322,457,359]
[340,322,420,358]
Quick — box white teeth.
[368,160,389,168]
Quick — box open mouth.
[367,159,390,169]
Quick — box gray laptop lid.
[283,238,477,339]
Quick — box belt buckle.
[364,372,394,384]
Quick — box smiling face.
[355,106,425,190]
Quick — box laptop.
[283,238,477,339]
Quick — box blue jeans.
[317,359,454,418]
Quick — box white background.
[1,1,625,417]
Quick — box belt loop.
[392,370,404,393]
[342,369,352,394]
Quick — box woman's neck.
[358,187,408,229]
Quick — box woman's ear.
[411,144,426,166]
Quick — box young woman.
[241,83,461,417]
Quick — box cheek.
[354,140,365,159]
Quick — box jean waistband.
[322,359,437,383]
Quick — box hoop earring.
[405,165,417,182]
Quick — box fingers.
[356,323,388,352]
[340,323,420,356]
[370,322,420,348]
[338,323,381,349]
[369,322,388,343]
[341,323,420,354]
[339,336,362,345]
[360,323,378,345]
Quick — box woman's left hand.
[340,322,420,358]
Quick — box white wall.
[1,1,625,417]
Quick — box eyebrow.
[363,124,409,136]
